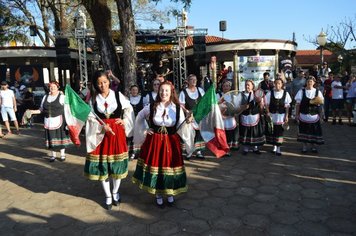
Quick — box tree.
[83,0,121,90]
[116,0,136,95]
[0,0,31,46]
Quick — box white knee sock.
[60,149,65,158]
[101,179,112,205]
[167,195,174,203]
[112,179,121,201]
[276,146,281,153]
[273,145,277,152]
[52,151,56,158]
[156,194,163,205]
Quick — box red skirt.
[132,132,187,195]
[84,118,129,181]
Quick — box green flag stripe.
[192,84,217,123]
[65,85,91,122]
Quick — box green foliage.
[0,0,30,45]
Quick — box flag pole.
[90,110,115,136]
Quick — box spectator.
[258,72,273,94]
[320,61,331,78]
[345,74,356,125]
[331,74,345,125]
[323,73,334,122]
[0,81,20,135]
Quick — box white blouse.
[179,87,205,105]
[236,91,260,126]
[130,95,142,105]
[91,89,131,114]
[144,92,157,106]
[217,92,238,130]
[40,93,65,110]
[137,102,185,128]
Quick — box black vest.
[130,96,144,117]
[149,103,180,134]
[42,94,63,118]
[148,92,156,104]
[269,90,287,114]
[93,92,122,119]
[300,89,319,115]
[241,92,260,116]
[183,88,202,111]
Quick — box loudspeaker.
[219,21,227,32]
[193,36,206,66]
[55,38,71,69]
[29,25,37,36]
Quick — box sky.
[138,0,356,50]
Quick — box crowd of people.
[1,61,356,210]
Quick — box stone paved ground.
[0,121,356,236]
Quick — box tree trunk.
[84,0,121,90]
[116,0,137,96]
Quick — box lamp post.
[337,55,343,73]
[317,29,327,72]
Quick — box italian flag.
[192,84,229,158]
[64,85,91,146]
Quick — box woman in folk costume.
[128,84,144,159]
[40,81,72,162]
[295,76,324,153]
[179,74,205,160]
[143,78,160,106]
[132,81,194,208]
[85,70,134,210]
[235,79,265,155]
[217,80,239,155]
[265,78,292,156]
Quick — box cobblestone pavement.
[0,121,356,236]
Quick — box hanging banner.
[9,65,44,88]
[238,56,275,91]
[280,57,294,79]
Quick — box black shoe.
[167,200,175,207]
[311,148,318,153]
[59,157,66,162]
[113,196,121,206]
[276,152,282,156]
[105,197,112,210]
[224,152,231,157]
[185,155,191,161]
[332,119,336,125]
[253,150,261,155]
[49,157,55,162]
[196,153,205,159]
[105,204,112,210]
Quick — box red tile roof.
[186,35,229,47]
[295,50,337,65]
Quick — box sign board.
[238,56,275,91]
